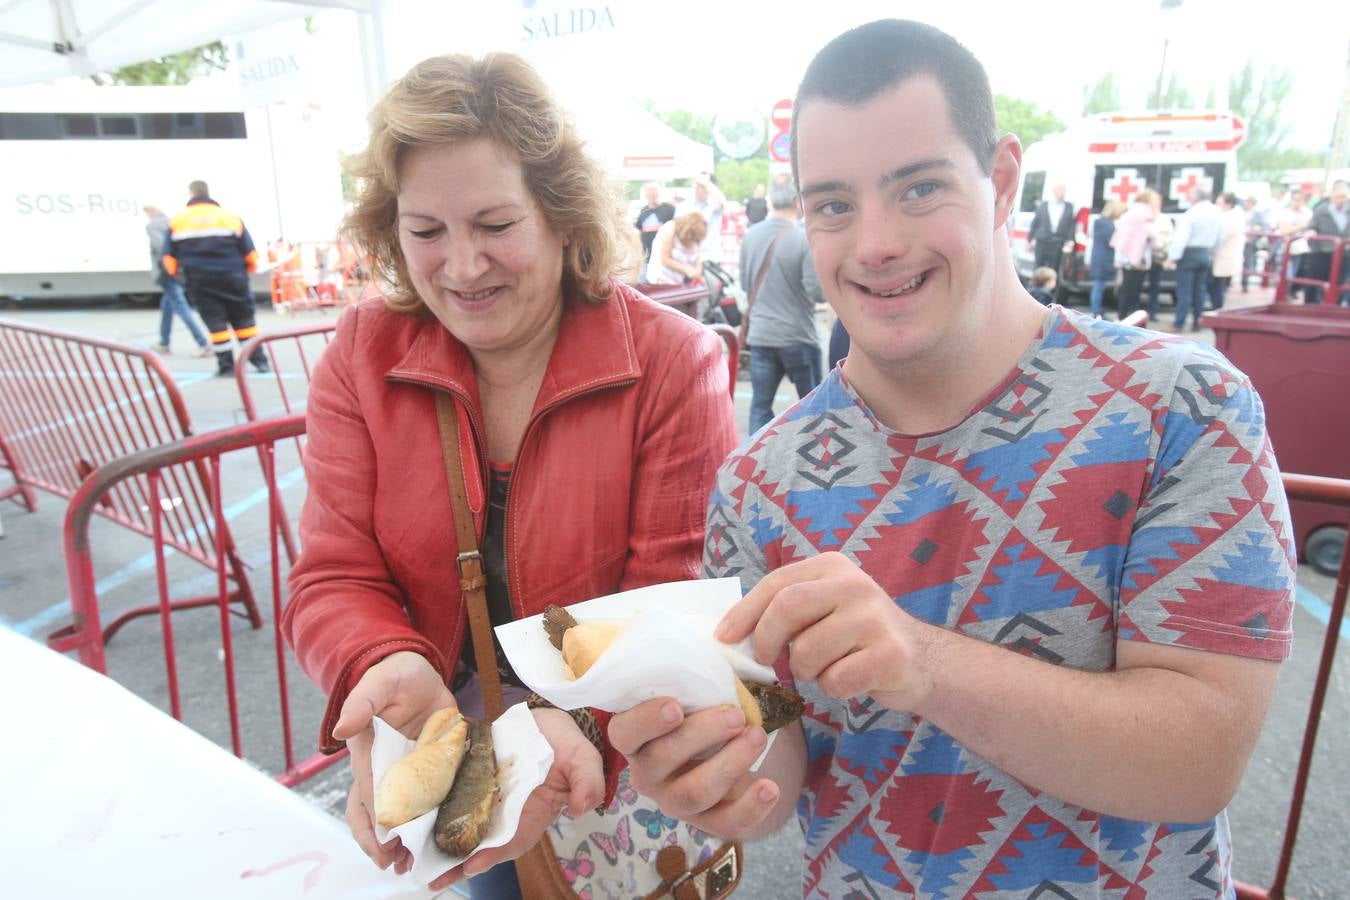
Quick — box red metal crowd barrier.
[1234,472,1350,899]
[0,318,261,650]
[234,320,339,564]
[706,322,740,398]
[1277,234,1348,306]
[61,413,343,786]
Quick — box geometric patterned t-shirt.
[703,307,1295,898]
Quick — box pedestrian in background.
[1208,192,1247,311]
[1029,182,1075,274]
[1088,200,1123,318]
[1165,186,1223,331]
[634,180,675,264]
[676,172,726,264]
[744,183,768,225]
[644,212,707,285]
[163,181,270,376]
[1278,190,1313,300]
[1027,266,1058,305]
[1111,188,1161,321]
[739,173,823,434]
[143,205,211,357]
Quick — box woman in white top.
[644,212,707,285]
[1207,192,1248,310]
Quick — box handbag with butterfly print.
[436,392,742,900]
[516,766,743,900]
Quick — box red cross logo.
[1106,169,1145,205]
[1170,168,1213,207]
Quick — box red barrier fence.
[1234,473,1350,899]
[0,317,261,653]
[61,413,342,786]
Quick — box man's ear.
[990,134,1022,231]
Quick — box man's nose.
[854,203,907,270]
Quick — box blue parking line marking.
[12,464,307,638]
[1295,583,1350,644]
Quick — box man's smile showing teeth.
[862,272,926,297]
[457,287,500,301]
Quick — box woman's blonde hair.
[1100,200,1126,219]
[343,53,634,311]
[672,212,708,246]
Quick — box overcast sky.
[305,0,1347,152]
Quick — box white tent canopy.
[570,97,714,184]
[0,0,371,87]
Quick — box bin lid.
[1200,304,1350,341]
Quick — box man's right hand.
[608,699,781,838]
[331,651,455,875]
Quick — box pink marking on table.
[240,851,330,893]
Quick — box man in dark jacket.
[634,181,676,264]
[1028,182,1075,274]
[163,180,269,376]
[1304,180,1349,305]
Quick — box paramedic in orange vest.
[162,180,270,376]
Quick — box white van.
[1011,111,1244,296]
[0,83,344,303]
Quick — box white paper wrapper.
[495,577,775,715]
[371,702,553,886]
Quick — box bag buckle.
[707,852,738,897]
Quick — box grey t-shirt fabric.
[739,217,823,348]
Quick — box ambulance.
[1010,110,1245,298]
[0,82,344,303]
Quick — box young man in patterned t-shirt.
[609,19,1294,898]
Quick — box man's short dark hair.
[790,19,998,181]
[188,180,209,199]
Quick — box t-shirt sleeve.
[703,453,771,591]
[1117,349,1295,661]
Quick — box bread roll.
[560,620,626,680]
[374,707,470,828]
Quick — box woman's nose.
[442,238,488,285]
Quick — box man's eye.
[817,200,852,217]
[905,181,939,200]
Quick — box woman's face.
[397,138,567,358]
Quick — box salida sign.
[522,4,617,40]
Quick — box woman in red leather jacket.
[281,53,737,896]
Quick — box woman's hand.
[428,707,605,892]
[331,651,454,875]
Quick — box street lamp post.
[1152,0,1184,110]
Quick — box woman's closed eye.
[407,225,443,240]
[480,220,517,235]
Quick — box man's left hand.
[715,552,936,711]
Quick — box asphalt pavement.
[0,294,1345,898]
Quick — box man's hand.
[428,708,605,892]
[715,552,937,712]
[331,651,454,876]
[608,699,780,838]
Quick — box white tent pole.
[357,0,387,110]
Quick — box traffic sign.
[770,131,791,164]
[770,99,792,132]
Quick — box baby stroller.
[699,260,745,328]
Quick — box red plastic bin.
[1201,303,1350,574]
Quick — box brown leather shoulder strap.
[435,390,504,721]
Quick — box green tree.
[1155,72,1194,110]
[995,94,1064,147]
[1081,72,1121,116]
[1227,62,1323,177]
[714,157,771,204]
[91,42,228,85]
[641,100,714,146]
